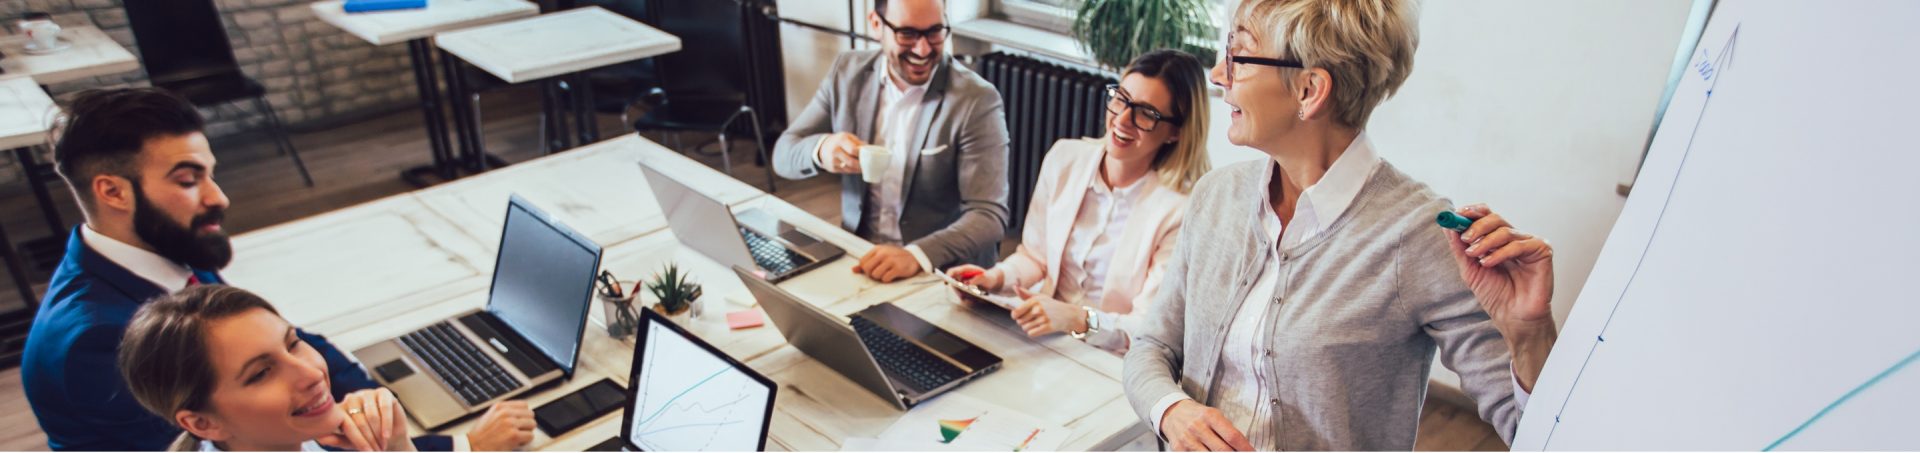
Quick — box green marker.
[1436,210,1473,232]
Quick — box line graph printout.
[629,320,773,451]
[1512,1,1920,450]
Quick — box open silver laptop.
[637,160,842,282]
[732,266,1002,409]
[354,195,603,429]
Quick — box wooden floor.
[0,87,1503,451]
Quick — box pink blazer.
[993,138,1190,336]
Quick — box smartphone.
[932,270,1024,310]
[533,379,627,436]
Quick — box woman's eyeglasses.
[876,15,949,47]
[1221,34,1304,88]
[1106,85,1181,132]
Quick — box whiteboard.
[1513,1,1920,450]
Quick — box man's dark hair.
[51,88,205,206]
[875,0,888,17]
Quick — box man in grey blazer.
[772,0,1010,283]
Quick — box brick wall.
[0,0,421,186]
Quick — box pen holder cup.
[599,291,640,340]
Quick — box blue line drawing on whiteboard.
[1762,346,1920,451]
[1540,24,1738,449]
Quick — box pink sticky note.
[727,310,765,330]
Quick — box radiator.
[976,52,1116,234]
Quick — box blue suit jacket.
[22,229,454,451]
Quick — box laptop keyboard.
[399,322,523,406]
[741,227,812,275]
[850,316,968,392]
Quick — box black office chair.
[122,0,312,186]
[623,0,785,192]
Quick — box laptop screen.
[487,195,602,375]
[624,308,776,451]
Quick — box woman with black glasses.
[1122,0,1560,450]
[946,49,1211,353]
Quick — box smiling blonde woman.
[1122,0,1561,450]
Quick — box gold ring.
[347,407,362,415]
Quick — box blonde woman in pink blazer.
[947,49,1211,352]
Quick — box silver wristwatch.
[1071,306,1100,340]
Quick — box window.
[997,0,1078,33]
[996,0,1230,37]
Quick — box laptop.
[355,195,604,429]
[731,266,1002,409]
[594,305,777,451]
[637,160,842,282]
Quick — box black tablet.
[620,308,777,451]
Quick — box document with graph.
[627,319,774,451]
[871,394,1071,452]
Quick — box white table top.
[228,133,1146,451]
[0,75,56,149]
[434,7,680,83]
[311,0,539,46]
[0,26,140,86]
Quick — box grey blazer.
[1124,161,1523,450]
[772,51,1010,268]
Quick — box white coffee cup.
[20,19,59,50]
[857,144,891,184]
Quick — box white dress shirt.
[1146,134,1534,443]
[1056,166,1147,349]
[81,225,194,292]
[816,57,936,272]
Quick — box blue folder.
[344,0,427,13]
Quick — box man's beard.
[130,181,232,270]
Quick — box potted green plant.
[1072,0,1217,71]
[648,264,704,323]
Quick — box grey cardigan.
[771,50,1010,268]
[1123,160,1523,450]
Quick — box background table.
[434,6,681,153]
[224,134,1149,451]
[0,74,55,305]
[0,26,140,86]
[312,0,539,186]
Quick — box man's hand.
[1161,400,1254,451]
[852,245,923,283]
[1010,287,1086,337]
[465,401,535,452]
[817,132,866,174]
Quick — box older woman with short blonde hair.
[1122,0,1560,450]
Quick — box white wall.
[776,0,1694,326]
[774,0,985,119]
[1204,0,1693,325]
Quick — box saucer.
[22,38,71,55]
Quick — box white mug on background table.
[858,144,892,184]
[18,13,60,50]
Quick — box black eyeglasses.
[876,14,949,46]
[1222,34,1304,88]
[1106,85,1181,132]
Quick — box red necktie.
[186,275,200,287]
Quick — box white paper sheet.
[871,394,1073,452]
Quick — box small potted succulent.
[648,264,704,324]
